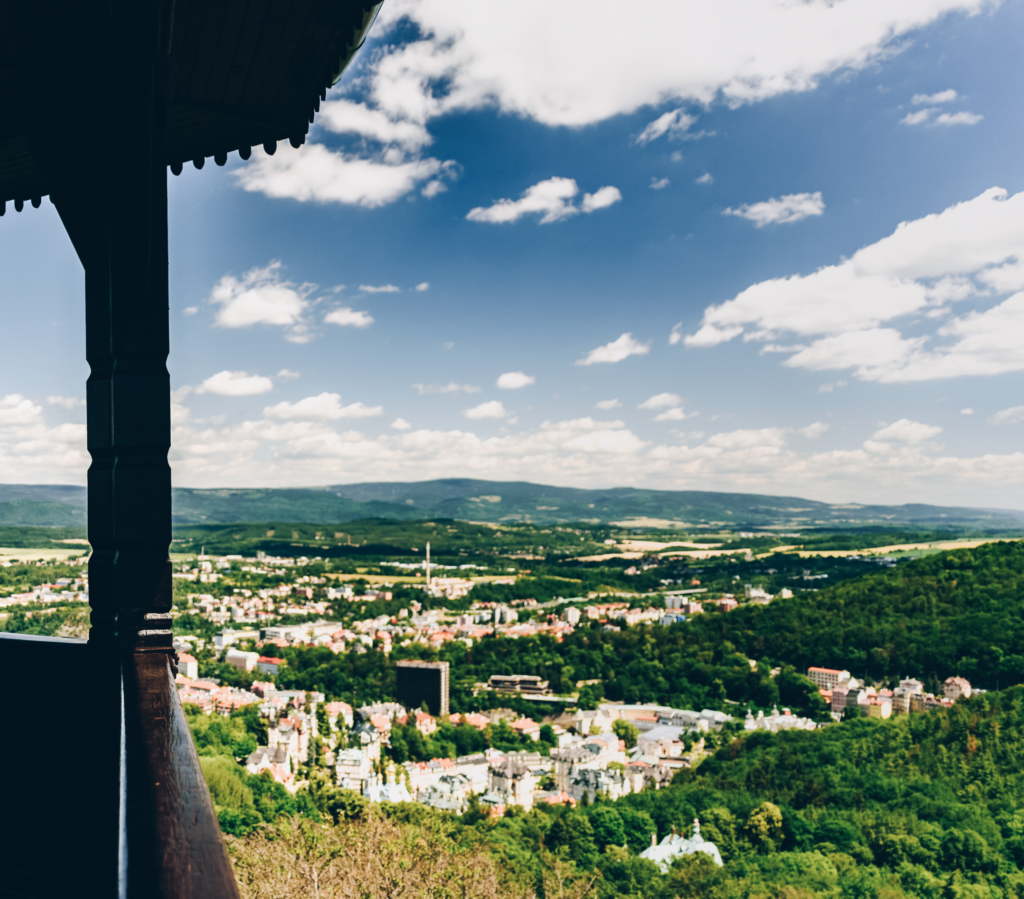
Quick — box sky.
[2,0,1024,508]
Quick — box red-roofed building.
[257,656,286,676]
[511,717,540,741]
[177,652,198,679]
[415,710,437,736]
[807,667,851,690]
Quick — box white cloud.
[208,261,314,342]
[576,332,650,366]
[496,371,536,390]
[581,186,623,213]
[415,282,431,292]
[871,419,942,445]
[961,408,974,415]
[196,371,274,397]
[799,422,829,438]
[464,400,509,420]
[913,89,958,105]
[723,191,825,227]
[669,323,683,345]
[370,1,986,129]
[238,1,988,210]
[466,177,620,224]
[902,106,982,127]
[359,284,400,293]
[324,307,375,328]
[183,306,199,316]
[413,382,480,395]
[654,408,693,422]
[263,393,383,420]
[635,109,699,144]
[989,405,1024,425]
[317,98,433,151]
[155,401,1024,510]
[901,108,936,126]
[46,396,84,410]
[639,393,682,410]
[650,178,670,190]
[595,399,621,410]
[277,369,301,380]
[0,394,88,483]
[934,111,983,126]
[695,173,713,185]
[391,418,413,430]
[235,143,450,207]
[685,186,1024,382]
[422,180,446,197]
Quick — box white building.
[640,820,723,872]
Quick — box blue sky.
[3,0,1024,507]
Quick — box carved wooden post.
[36,2,238,895]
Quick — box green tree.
[611,718,639,749]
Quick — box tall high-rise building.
[396,660,449,716]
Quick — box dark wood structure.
[0,2,380,896]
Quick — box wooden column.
[34,2,239,896]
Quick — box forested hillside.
[222,687,1024,898]
[688,539,1024,690]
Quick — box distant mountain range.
[0,480,1021,530]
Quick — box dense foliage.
[221,687,1024,897]
[687,539,1024,689]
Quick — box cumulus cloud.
[317,98,433,151]
[360,284,400,293]
[934,111,984,126]
[413,382,480,395]
[576,333,650,366]
[235,143,451,207]
[207,261,315,342]
[800,422,829,438]
[277,369,301,380]
[324,307,374,328]
[195,371,274,397]
[989,405,1024,425]
[415,282,430,292]
[650,178,670,190]
[685,187,1024,382]
[391,418,413,430]
[466,177,620,224]
[902,106,982,127]
[724,192,825,227]
[46,396,84,410]
[639,393,682,409]
[913,89,958,105]
[0,394,88,483]
[654,408,693,422]
[368,0,988,129]
[154,397,1024,510]
[695,172,714,185]
[235,1,988,209]
[497,371,536,389]
[183,306,199,316]
[595,399,621,409]
[961,408,974,415]
[464,400,509,420]
[669,323,684,345]
[871,419,942,445]
[263,393,383,420]
[581,186,623,213]
[635,109,700,144]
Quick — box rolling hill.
[0,479,1019,529]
